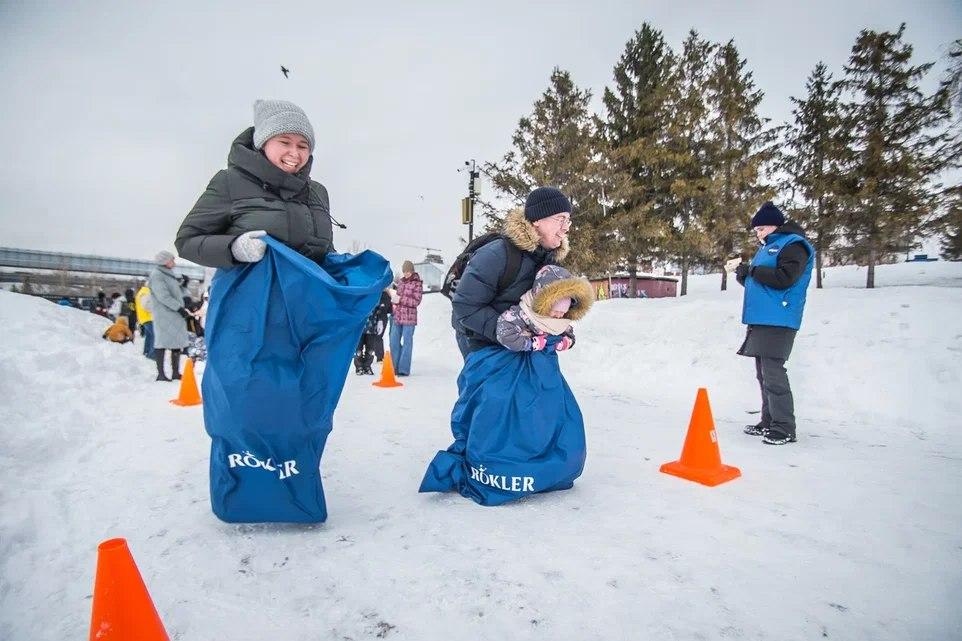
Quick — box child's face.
[548,296,572,318]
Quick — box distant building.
[412,251,446,293]
[589,272,679,299]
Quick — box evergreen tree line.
[481,23,961,291]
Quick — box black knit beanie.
[751,201,786,228]
[524,187,572,222]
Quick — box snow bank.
[572,260,962,430]
[0,260,960,641]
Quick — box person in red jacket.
[388,260,423,376]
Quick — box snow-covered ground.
[1,260,960,640]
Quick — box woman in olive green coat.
[175,100,335,268]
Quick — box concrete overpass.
[0,247,206,280]
[0,247,207,301]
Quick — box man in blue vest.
[735,202,815,445]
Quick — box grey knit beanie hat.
[155,250,175,265]
[252,99,315,151]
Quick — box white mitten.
[389,289,400,304]
[231,230,267,262]
[724,256,742,274]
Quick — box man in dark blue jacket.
[735,202,815,445]
[453,187,572,356]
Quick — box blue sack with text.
[204,237,392,523]
[419,336,586,506]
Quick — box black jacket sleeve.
[175,171,239,268]
[735,263,749,287]
[750,243,810,290]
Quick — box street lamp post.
[459,159,480,243]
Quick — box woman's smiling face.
[262,133,311,173]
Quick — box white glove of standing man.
[231,230,267,263]
[389,288,400,304]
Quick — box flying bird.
[280,65,290,78]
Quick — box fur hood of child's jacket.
[525,264,594,321]
[496,265,594,352]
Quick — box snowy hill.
[1,261,960,641]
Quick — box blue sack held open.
[419,336,586,506]
[203,237,392,523]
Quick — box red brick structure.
[589,274,678,299]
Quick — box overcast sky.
[1,0,958,270]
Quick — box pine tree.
[940,185,962,260]
[782,62,848,288]
[600,23,675,295]
[944,39,962,119]
[705,40,777,290]
[484,68,607,274]
[840,25,957,287]
[661,30,716,296]
[937,40,962,260]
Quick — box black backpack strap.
[497,239,523,294]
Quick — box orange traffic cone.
[170,358,201,406]
[89,538,170,641]
[660,388,741,487]
[372,350,403,388]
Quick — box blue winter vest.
[742,233,815,330]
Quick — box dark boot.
[763,430,797,445]
[154,349,169,381]
[743,423,769,436]
[170,349,182,380]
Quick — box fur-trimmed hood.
[502,209,570,262]
[529,265,595,321]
